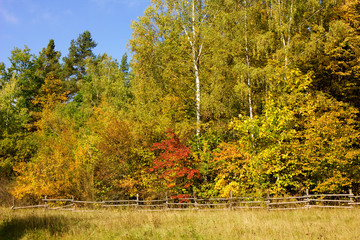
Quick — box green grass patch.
[1,208,359,239]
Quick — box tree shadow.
[0,213,71,240]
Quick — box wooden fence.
[11,189,360,212]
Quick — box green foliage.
[63,30,97,95]
[2,0,360,201]
[81,54,129,110]
[63,30,97,80]
[35,39,62,80]
[7,46,41,111]
[0,76,32,179]
[120,53,130,82]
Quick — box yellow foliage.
[33,73,69,110]
[211,142,251,197]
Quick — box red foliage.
[170,194,191,199]
[171,194,191,203]
[149,130,200,191]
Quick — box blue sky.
[0,0,151,66]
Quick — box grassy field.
[1,208,359,239]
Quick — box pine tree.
[120,53,129,79]
[63,30,97,94]
[35,39,62,79]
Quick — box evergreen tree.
[63,30,97,94]
[35,39,62,79]
[120,53,129,79]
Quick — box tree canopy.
[1,1,360,202]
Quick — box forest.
[0,0,359,203]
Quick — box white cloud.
[0,6,19,24]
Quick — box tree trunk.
[244,1,253,119]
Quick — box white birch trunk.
[193,0,201,138]
[286,0,294,68]
[179,0,202,137]
[244,1,253,119]
[279,0,293,77]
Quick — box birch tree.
[130,0,208,139]
[178,0,205,137]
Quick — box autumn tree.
[231,68,360,194]
[79,54,129,109]
[313,0,359,109]
[130,0,212,141]
[12,113,83,200]
[4,1,360,201]
[150,130,200,195]
[13,103,96,200]
[211,142,251,197]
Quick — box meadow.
[1,208,359,239]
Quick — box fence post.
[266,189,270,210]
[71,196,75,211]
[44,196,48,211]
[164,193,168,211]
[136,194,139,210]
[349,189,354,208]
[193,192,198,210]
[305,189,310,210]
[229,191,233,211]
[11,196,15,210]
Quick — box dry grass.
[1,208,359,239]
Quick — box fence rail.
[11,189,360,212]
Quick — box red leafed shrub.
[171,194,191,203]
[150,130,200,193]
